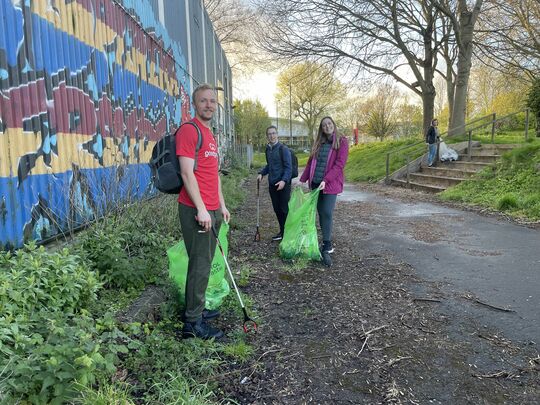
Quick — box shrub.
[0,245,119,404]
[76,220,168,290]
[0,244,100,316]
[497,193,519,210]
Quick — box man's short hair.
[192,83,215,104]
[432,118,438,125]
[266,125,278,135]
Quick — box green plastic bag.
[279,188,321,261]
[167,222,230,310]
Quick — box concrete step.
[420,166,477,179]
[409,172,466,188]
[466,144,520,155]
[479,143,521,151]
[392,178,447,193]
[468,153,500,163]
[467,147,501,156]
[436,160,491,172]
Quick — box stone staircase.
[392,143,520,193]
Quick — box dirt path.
[218,178,539,404]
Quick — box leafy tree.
[527,78,540,137]
[233,99,271,147]
[397,101,423,138]
[276,62,345,139]
[333,95,364,137]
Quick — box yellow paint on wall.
[32,0,178,97]
[0,129,155,178]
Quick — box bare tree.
[204,0,264,74]
[361,84,401,141]
[477,0,540,79]
[255,0,447,134]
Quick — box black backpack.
[266,143,298,181]
[149,122,202,194]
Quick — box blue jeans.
[427,143,437,165]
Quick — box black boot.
[182,318,224,340]
[321,251,333,267]
[321,240,334,254]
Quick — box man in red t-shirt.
[176,83,230,340]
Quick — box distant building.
[271,117,311,148]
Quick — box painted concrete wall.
[0,0,232,249]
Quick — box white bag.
[439,142,458,161]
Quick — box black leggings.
[311,182,337,243]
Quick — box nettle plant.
[0,244,121,404]
[75,210,171,291]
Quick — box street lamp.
[289,82,292,146]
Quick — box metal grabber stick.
[211,226,257,333]
[254,178,261,241]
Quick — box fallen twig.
[474,299,515,312]
[473,370,516,379]
[256,348,283,362]
[357,335,370,357]
[359,324,389,340]
[387,356,412,366]
[412,297,441,303]
[342,368,361,376]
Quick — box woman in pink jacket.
[300,116,349,267]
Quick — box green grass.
[440,141,540,220]
[221,166,249,210]
[447,129,531,145]
[345,137,424,182]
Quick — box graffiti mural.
[0,0,210,249]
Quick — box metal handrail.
[385,108,531,183]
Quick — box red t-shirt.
[176,118,220,210]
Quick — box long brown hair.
[310,116,342,158]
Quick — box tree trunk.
[422,90,436,138]
[446,64,455,128]
[421,5,437,137]
[449,1,483,136]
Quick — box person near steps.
[299,116,349,267]
[257,125,292,241]
[426,118,440,167]
[177,83,230,340]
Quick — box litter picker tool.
[254,179,261,242]
[211,226,257,333]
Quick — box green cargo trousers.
[178,203,222,323]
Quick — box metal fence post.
[385,153,390,184]
[491,112,496,144]
[406,155,410,187]
[525,108,529,141]
[468,130,472,161]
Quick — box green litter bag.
[279,188,321,261]
[167,222,230,310]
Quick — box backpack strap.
[180,121,203,171]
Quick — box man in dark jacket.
[425,118,440,167]
[257,126,292,241]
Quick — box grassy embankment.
[440,141,540,220]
